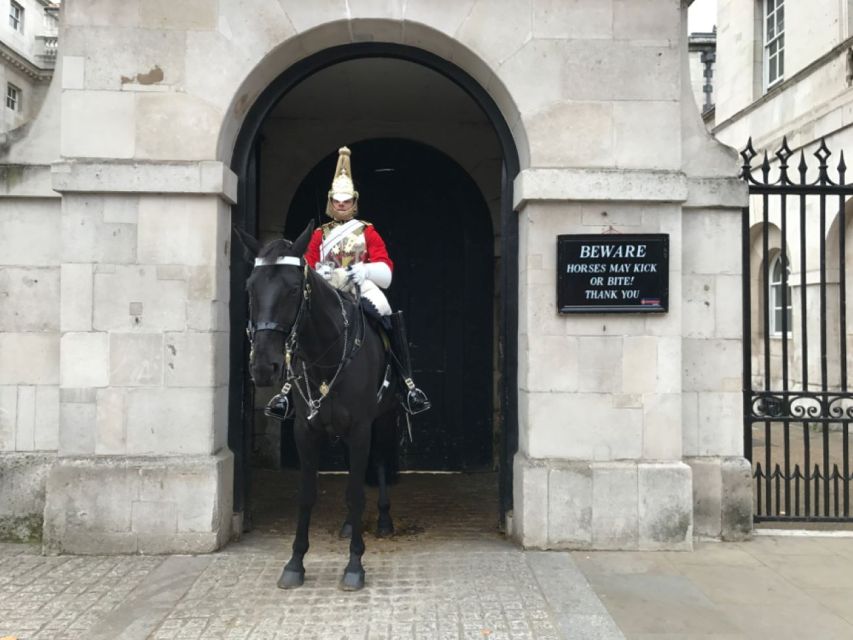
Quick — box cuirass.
[322,222,367,268]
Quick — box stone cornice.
[0,163,57,197]
[0,40,52,82]
[513,168,689,208]
[51,160,239,204]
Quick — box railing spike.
[740,138,758,180]
[798,150,808,184]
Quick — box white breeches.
[360,280,391,316]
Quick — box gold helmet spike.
[326,146,359,220]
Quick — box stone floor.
[578,533,853,640]
[1,471,853,639]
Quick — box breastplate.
[322,223,367,268]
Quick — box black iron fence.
[742,137,853,522]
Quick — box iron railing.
[742,136,853,522]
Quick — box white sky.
[688,0,717,33]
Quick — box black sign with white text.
[557,234,669,313]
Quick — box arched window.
[769,254,792,335]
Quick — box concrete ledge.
[513,453,693,551]
[0,164,58,198]
[51,160,238,204]
[43,449,233,554]
[685,455,752,541]
[0,452,56,542]
[513,168,688,208]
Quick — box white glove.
[315,263,333,280]
[347,263,367,285]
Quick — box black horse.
[237,222,399,591]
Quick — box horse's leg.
[373,411,397,537]
[339,444,353,539]
[278,423,320,589]
[376,461,394,537]
[340,422,371,591]
[339,519,353,539]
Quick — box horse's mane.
[258,238,293,260]
[250,236,357,303]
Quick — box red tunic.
[304,221,394,271]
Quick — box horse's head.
[235,221,315,388]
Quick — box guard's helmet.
[326,146,359,221]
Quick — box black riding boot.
[389,311,431,415]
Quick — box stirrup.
[402,382,430,415]
[264,390,293,421]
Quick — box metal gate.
[742,136,853,522]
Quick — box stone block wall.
[0,166,60,540]
[1,0,753,551]
[39,161,236,553]
[42,450,232,554]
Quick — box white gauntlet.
[362,262,392,289]
[315,262,333,280]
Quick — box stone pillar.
[512,170,693,550]
[679,0,753,541]
[42,161,236,553]
[681,181,752,541]
[0,165,61,542]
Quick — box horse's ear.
[290,220,315,258]
[232,225,260,263]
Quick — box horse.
[236,221,400,591]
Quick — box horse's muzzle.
[250,361,281,388]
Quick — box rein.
[247,254,365,421]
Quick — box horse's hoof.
[376,523,394,538]
[339,569,365,591]
[277,568,305,589]
[339,522,353,539]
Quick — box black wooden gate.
[742,136,853,522]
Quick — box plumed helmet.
[326,146,359,220]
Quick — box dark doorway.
[281,139,494,471]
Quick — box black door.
[282,138,494,471]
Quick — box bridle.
[246,254,364,420]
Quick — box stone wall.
[0,0,751,552]
[0,165,60,540]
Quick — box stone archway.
[227,43,520,530]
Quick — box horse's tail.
[365,409,400,487]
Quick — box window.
[6,84,20,112]
[769,254,792,335]
[9,1,23,33]
[765,0,785,87]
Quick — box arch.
[217,21,528,168]
[226,40,521,523]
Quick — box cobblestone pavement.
[0,472,623,640]
[0,541,620,640]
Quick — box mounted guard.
[265,146,430,420]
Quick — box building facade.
[0,0,57,136]
[712,0,853,521]
[0,0,751,553]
